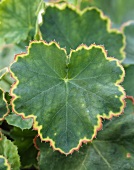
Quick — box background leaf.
[6,113,33,130]
[39,4,125,61]
[10,127,38,169]
[0,88,9,121]
[0,72,13,92]
[0,67,8,79]
[10,41,125,153]
[0,43,27,70]
[123,65,134,97]
[0,0,43,44]
[123,22,134,65]
[80,0,134,28]
[0,132,20,170]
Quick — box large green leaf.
[81,0,134,28]
[10,127,38,169]
[123,22,134,65]
[0,155,10,170]
[0,132,20,170]
[10,41,125,154]
[123,65,134,97]
[37,98,134,170]
[0,0,43,44]
[39,4,125,61]
[0,88,9,121]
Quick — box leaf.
[4,92,33,130]
[6,113,33,130]
[39,4,125,61]
[0,88,9,121]
[81,0,134,28]
[10,127,38,169]
[0,132,20,170]
[122,22,134,65]
[123,65,134,97]
[10,41,125,154]
[37,98,134,170]
[0,67,8,79]
[0,155,10,170]
[0,42,28,92]
[0,71,13,92]
[0,43,27,70]
[0,0,43,44]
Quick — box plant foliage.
[0,0,133,169]
[10,41,125,153]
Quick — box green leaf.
[10,41,125,154]
[0,88,9,121]
[0,43,26,70]
[0,67,8,79]
[0,0,43,44]
[10,127,38,169]
[0,132,20,170]
[123,22,134,65]
[39,4,125,61]
[0,155,10,170]
[123,65,134,97]
[81,0,134,28]
[37,98,134,170]
[0,71,13,92]
[6,113,33,130]
[0,42,27,92]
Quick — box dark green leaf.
[39,4,125,61]
[123,22,134,65]
[10,41,125,153]
[123,65,134,97]
[81,0,134,28]
[10,127,38,169]
[0,88,9,121]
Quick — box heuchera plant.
[0,0,134,169]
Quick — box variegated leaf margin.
[39,3,125,61]
[10,41,125,154]
[0,155,11,170]
[0,88,9,121]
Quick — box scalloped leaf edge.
[10,40,126,154]
[40,3,126,62]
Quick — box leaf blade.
[0,88,9,121]
[0,132,20,170]
[10,41,125,153]
[39,4,125,61]
[0,0,42,43]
